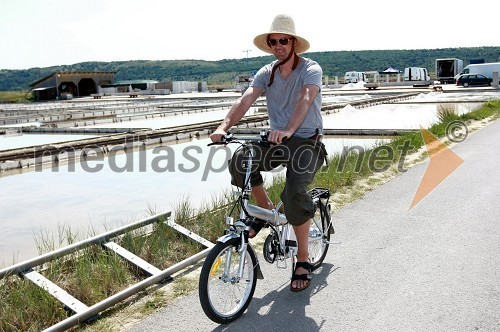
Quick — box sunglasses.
[267,37,294,47]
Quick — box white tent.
[380,66,401,74]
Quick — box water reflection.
[322,103,482,130]
[411,91,500,103]
[87,107,260,130]
[0,133,98,151]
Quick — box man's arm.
[210,87,263,142]
[269,84,320,144]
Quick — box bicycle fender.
[216,233,240,243]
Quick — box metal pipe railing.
[0,211,171,279]
[44,247,211,332]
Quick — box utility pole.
[243,49,252,87]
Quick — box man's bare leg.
[249,184,274,237]
[291,221,311,290]
[252,184,274,209]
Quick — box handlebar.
[208,130,273,147]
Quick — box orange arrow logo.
[409,126,464,209]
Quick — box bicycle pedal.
[276,259,288,270]
[276,260,287,269]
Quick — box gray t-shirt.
[251,57,323,138]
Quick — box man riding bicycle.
[210,14,326,292]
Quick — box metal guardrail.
[0,211,215,332]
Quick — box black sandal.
[246,219,267,238]
[290,261,313,292]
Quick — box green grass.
[0,276,68,331]
[0,99,499,331]
[0,90,34,103]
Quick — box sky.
[0,0,498,70]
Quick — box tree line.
[0,47,498,91]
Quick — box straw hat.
[253,14,310,54]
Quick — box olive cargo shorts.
[229,136,326,226]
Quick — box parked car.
[58,92,73,100]
[456,74,492,87]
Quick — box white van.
[404,67,430,81]
[454,62,500,81]
[344,71,367,83]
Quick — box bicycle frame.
[214,132,270,280]
[213,131,315,278]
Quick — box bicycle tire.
[199,238,258,324]
[308,199,331,269]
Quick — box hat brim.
[253,33,310,55]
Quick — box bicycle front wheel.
[308,200,331,269]
[199,238,257,324]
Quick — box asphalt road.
[127,119,500,332]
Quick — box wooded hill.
[1,47,498,91]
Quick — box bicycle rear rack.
[308,187,330,200]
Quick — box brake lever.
[207,132,233,146]
[260,133,287,146]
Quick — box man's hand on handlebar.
[210,128,227,143]
[209,129,290,145]
[268,130,291,145]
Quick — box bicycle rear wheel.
[308,199,331,269]
[199,238,257,324]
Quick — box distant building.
[163,81,207,94]
[30,72,207,100]
[101,80,159,92]
[30,72,115,100]
[96,79,207,95]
